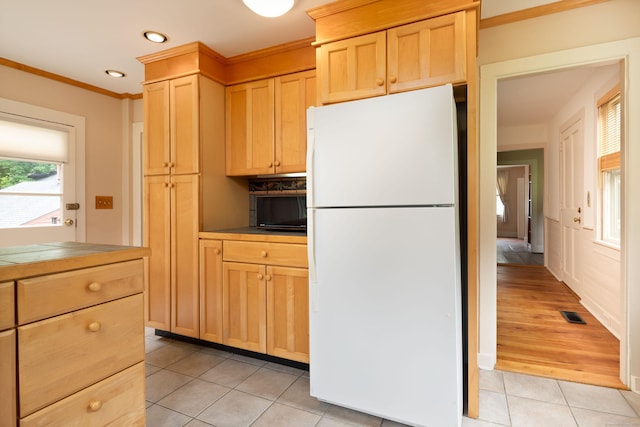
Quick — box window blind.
[598,90,621,171]
[0,118,68,163]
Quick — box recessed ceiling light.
[143,31,168,43]
[105,69,126,78]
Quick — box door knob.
[64,219,74,226]
[573,217,581,223]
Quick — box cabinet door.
[387,12,466,93]
[170,75,200,175]
[0,329,16,426]
[317,32,386,104]
[274,70,316,174]
[199,239,223,343]
[144,175,171,331]
[225,79,275,176]
[171,174,200,338]
[223,262,267,353]
[266,266,309,363]
[143,81,170,176]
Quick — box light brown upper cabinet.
[317,12,466,104]
[226,70,316,176]
[143,75,200,176]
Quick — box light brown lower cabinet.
[19,363,145,427]
[0,329,16,427]
[0,245,148,426]
[199,235,309,363]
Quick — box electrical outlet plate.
[95,196,113,209]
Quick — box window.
[496,187,505,218]
[0,118,68,229]
[597,86,621,245]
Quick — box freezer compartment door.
[308,206,462,427]
[308,84,457,208]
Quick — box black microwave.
[256,194,307,232]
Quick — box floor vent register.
[560,310,586,324]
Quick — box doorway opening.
[493,61,624,387]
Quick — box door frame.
[478,37,640,391]
[0,97,86,245]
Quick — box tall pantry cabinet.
[140,43,249,338]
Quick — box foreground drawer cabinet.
[19,363,145,427]
[18,294,144,416]
[17,259,144,324]
[0,242,148,427]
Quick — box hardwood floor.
[496,264,626,389]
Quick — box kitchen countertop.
[200,227,307,244]
[0,242,151,281]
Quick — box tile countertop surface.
[200,227,307,244]
[0,241,151,281]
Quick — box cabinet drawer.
[17,259,144,324]
[0,281,14,330]
[20,362,145,427]
[0,329,16,427]
[223,241,308,267]
[18,294,144,416]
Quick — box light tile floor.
[145,329,640,426]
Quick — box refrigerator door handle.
[306,107,315,209]
[306,107,318,312]
[307,207,318,312]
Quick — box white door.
[560,118,584,291]
[0,98,85,247]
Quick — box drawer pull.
[260,250,267,257]
[88,400,103,412]
[88,321,102,332]
[87,282,102,292]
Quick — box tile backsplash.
[248,177,306,227]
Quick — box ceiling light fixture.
[143,31,168,43]
[105,69,126,78]
[243,0,294,18]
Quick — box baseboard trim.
[478,352,497,370]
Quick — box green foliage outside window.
[0,159,57,189]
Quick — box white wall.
[0,64,138,245]
[544,64,622,337]
[477,0,640,391]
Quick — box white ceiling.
[0,0,335,95]
[0,0,607,126]
[497,63,619,127]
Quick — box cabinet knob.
[214,248,221,255]
[87,282,101,292]
[88,321,102,332]
[376,78,385,87]
[257,273,264,280]
[265,274,272,282]
[260,250,267,257]
[268,162,273,168]
[389,76,398,84]
[274,160,281,167]
[88,400,103,412]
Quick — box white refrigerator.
[306,84,463,427]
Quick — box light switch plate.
[95,196,113,209]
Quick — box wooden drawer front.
[18,294,144,417]
[0,329,16,427]
[0,281,14,330]
[20,362,145,427]
[17,259,144,324]
[223,241,308,267]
